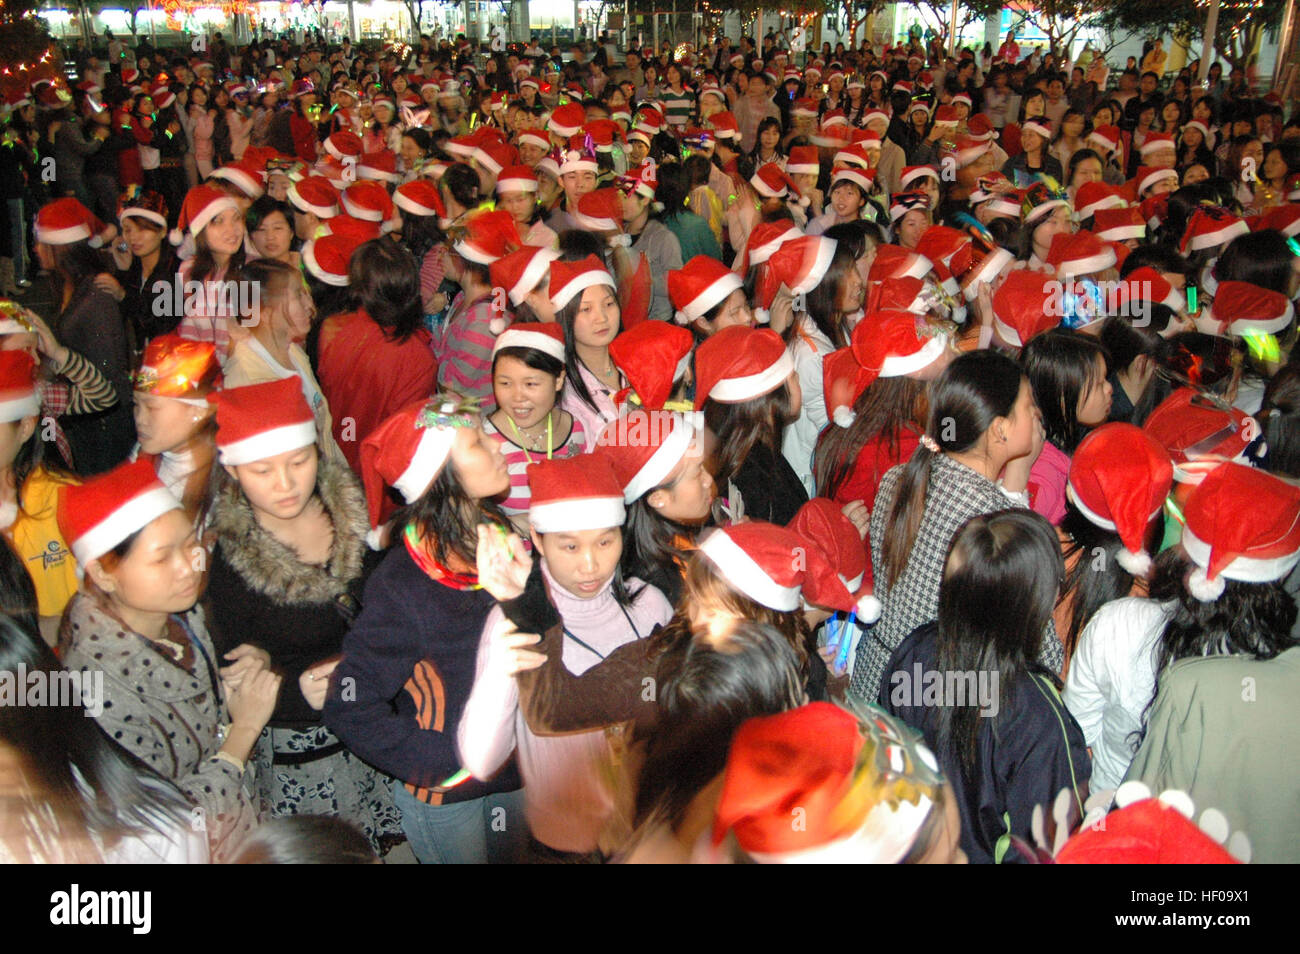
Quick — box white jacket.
[1063,596,1171,790]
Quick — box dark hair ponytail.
[880,350,1024,587]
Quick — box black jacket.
[879,622,1090,864]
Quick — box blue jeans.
[7,198,25,283]
[393,783,527,864]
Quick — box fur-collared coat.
[204,457,379,728]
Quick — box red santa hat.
[992,270,1061,347]
[325,129,364,161]
[1181,462,1300,601]
[1046,230,1117,279]
[693,326,795,411]
[1204,280,1295,337]
[359,397,476,545]
[954,137,991,169]
[492,322,565,364]
[548,255,615,312]
[1142,388,1256,484]
[1067,423,1174,576]
[357,149,401,184]
[787,498,880,621]
[340,179,396,225]
[932,105,960,127]
[1087,124,1121,155]
[1139,132,1176,157]
[862,108,891,131]
[621,162,659,202]
[868,244,933,283]
[0,350,39,423]
[1021,118,1052,140]
[1092,206,1147,242]
[889,191,931,224]
[57,459,182,566]
[830,167,875,195]
[526,454,626,534]
[35,198,114,248]
[516,130,551,153]
[966,114,995,142]
[473,139,520,177]
[168,185,240,246]
[207,159,266,199]
[960,242,1016,301]
[697,522,829,612]
[1250,203,1300,238]
[899,166,941,192]
[708,111,741,142]
[740,219,802,274]
[832,143,873,170]
[1180,207,1250,255]
[1056,797,1244,865]
[454,209,522,265]
[321,213,380,242]
[915,225,972,272]
[301,234,359,287]
[149,81,176,109]
[785,145,819,177]
[609,321,694,412]
[494,164,538,195]
[548,102,586,138]
[287,176,341,219]
[393,179,447,221]
[761,236,837,311]
[1113,267,1185,314]
[558,137,599,176]
[824,309,950,430]
[1074,181,1129,221]
[490,245,560,307]
[791,97,818,119]
[1135,165,1179,197]
[212,377,316,466]
[572,187,625,233]
[593,409,698,503]
[668,255,743,325]
[751,163,807,206]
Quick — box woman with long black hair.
[850,349,1064,701]
[880,509,1089,864]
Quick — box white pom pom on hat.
[856,593,882,624]
[1186,565,1226,603]
[832,405,857,429]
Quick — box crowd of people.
[0,24,1297,864]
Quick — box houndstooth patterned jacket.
[848,452,1066,701]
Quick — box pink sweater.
[457,563,672,854]
[1028,440,1072,526]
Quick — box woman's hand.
[486,618,546,677]
[225,666,282,732]
[298,658,341,711]
[220,643,271,693]
[94,272,125,302]
[840,499,870,539]
[19,307,69,366]
[475,524,531,601]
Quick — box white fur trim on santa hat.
[493,326,565,362]
[120,207,169,230]
[551,268,615,312]
[709,349,796,404]
[788,238,837,295]
[394,427,457,504]
[0,393,41,423]
[72,487,181,566]
[1182,523,1300,589]
[496,174,538,194]
[677,270,743,323]
[622,416,695,503]
[879,332,949,379]
[530,496,627,534]
[219,421,317,466]
[698,527,802,611]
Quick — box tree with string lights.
[0,0,61,102]
[1096,0,1289,74]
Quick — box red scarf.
[402,523,481,591]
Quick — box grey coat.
[60,593,258,862]
[849,452,1066,700]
